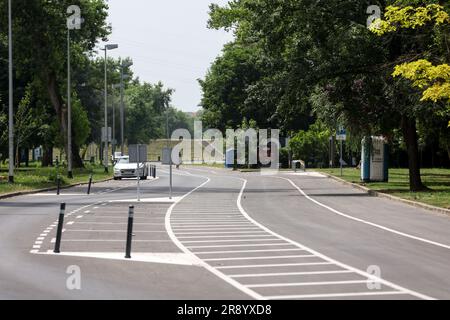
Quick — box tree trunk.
[401,115,426,191]
[42,146,53,167]
[46,72,84,169]
[72,142,84,168]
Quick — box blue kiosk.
[361,136,389,183]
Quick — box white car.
[113,156,148,180]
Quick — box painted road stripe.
[235,178,434,300]
[187,243,294,249]
[230,270,353,278]
[175,231,268,235]
[246,280,368,288]
[182,239,285,244]
[280,177,450,250]
[196,249,309,255]
[203,255,314,262]
[177,235,275,239]
[265,291,405,300]
[173,228,261,232]
[216,262,334,269]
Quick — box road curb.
[318,172,450,216]
[0,177,113,200]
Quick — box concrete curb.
[0,177,113,201]
[317,172,450,216]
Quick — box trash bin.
[361,136,389,182]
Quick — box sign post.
[336,127,347,177]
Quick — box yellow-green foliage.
[370,5,450,126]
[369,4,450,35]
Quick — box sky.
[102,0,234,113]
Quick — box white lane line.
[33,245,41,249]
[182,239,285,244]
[164,174,265,300]
[187,243,294,249]
[216,262,334,269]
[94,207,99,209]
[35,241,43,245]
[172,222,253,226]
[175,231,268,235]
[203,255,314,262]
[247,280,369,288]
[173,228,262,232]
[265,291,405,300]
[76,216,83,219]
[66,221,74,225]
[173,224,255,228]
[177,235,276,239]
[196,249,308,255]
[230,270,353,278]
[279,176,450,250]
[84,211,91,214]
[236,178,435,300]
[37,237,45,241]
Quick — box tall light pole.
[67,5,82,179]
[8,0,14,183]
[101,44,118,173]
[166,102,172,200]
[120,61,132,156]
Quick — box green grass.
[0,163,113,195]
[317,168,450,209]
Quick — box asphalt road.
[0,165,449,300]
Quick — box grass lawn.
[317,168,450,209]
[0,163,113,195]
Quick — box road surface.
[0,166,449,300]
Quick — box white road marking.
[175,231,268,235]
[33,252,201,266]
[186,243,294,249]
[178,235,275,239]
[76,216,83,219]
[231,270,353,278]
[235,178,435,300]
[32,246,41,249]
[279,177,450,250]
[182,239,285,244]
[203,255,313,262]
[164,173,266,300]
[216,262,334,269]
[194,249,308,255]
[247,280,370,288]
[265,291,406,300]
[66,221,74,225]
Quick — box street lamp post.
[120,61,132,156]
[67,5,82,179]
[101,44,118,173]
[166,103,172,200]
[8,0,14,183]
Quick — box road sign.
[336,127,347,141]
[101,127,112,143]
[129,144,148,163]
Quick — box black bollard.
[54,203,66,253]
[87,174,93,195]
[56,175,61,196]
[125,206,134,259]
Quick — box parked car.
[113,156,148,180]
